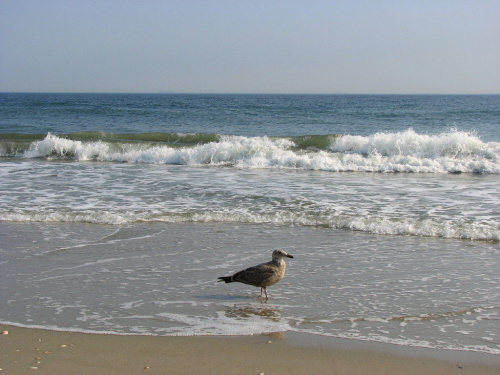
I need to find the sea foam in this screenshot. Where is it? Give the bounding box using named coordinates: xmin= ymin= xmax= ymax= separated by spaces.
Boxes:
xmin=15 ymin=130 xmax=500 ymax=173
xmin=2 ymin=210 xmax=499 ymax=241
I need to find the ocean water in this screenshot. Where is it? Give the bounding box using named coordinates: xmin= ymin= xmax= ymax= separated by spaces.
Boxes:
xmin=1 ymin=93 xmax=499 ymax=354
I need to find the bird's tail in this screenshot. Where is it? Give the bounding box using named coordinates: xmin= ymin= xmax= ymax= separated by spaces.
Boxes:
xmin=217 ymin=276 xmax=233 ymax=283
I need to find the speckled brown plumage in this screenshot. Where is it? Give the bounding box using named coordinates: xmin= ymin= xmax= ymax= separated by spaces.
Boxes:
xmin=218 ymin=249 xmax=294 ymax=299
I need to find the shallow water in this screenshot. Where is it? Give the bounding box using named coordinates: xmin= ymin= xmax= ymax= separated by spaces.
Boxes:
xmin=2 ymin=161 xmax=499 ymax=241
xmin=1 ymin=221 xmax=499 ymax=354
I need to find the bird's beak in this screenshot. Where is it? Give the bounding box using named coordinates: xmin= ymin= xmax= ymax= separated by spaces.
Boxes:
xmin=287 ymin=254 xmax=294 ymax=259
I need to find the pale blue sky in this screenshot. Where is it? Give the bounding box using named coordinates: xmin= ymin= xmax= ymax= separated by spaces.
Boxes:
xmin=1 ymin=0 xmax=499 ymax=94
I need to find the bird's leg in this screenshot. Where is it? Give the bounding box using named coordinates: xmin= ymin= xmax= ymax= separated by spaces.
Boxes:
xmin=260 ymin=287 xmax=269 ymax=299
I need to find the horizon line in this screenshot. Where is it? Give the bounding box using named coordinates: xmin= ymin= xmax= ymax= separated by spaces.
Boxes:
xmin=1 ymin=91 xmax=499 ymax=96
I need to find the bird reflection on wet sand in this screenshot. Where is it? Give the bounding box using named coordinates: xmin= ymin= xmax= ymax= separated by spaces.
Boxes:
xmin=224 ymin=303 xmax=283 ymax=323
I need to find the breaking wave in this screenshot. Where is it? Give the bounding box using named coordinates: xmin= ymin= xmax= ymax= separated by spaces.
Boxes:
xmin=1 ymin=129 xmax=499 ymax=173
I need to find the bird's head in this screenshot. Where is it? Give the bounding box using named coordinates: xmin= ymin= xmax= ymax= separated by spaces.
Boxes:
xmin=272 ymin=249 xmax=294 ymax=261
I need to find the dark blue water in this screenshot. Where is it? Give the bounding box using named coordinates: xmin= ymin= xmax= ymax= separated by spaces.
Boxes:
xmin=1 ymin=93 xmax=499 ymax=141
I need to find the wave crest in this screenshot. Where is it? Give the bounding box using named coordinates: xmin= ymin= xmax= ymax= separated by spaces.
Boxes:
xmin=331 ymin=129 xmax=494 ymax=158
xmin=3 ymin=130 xmax=500 ymax=173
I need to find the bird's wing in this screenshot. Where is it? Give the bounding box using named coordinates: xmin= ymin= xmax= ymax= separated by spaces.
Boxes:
xmin=233 ymin=263 xmax=277 ymax=286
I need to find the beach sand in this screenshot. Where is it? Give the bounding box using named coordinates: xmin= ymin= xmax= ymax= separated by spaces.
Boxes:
xmin=1 ymin=324 xmax=499 ymax=375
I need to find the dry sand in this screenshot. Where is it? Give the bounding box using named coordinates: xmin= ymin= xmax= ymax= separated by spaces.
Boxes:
xmin=1 ymin=324 xmax=499 ymax=375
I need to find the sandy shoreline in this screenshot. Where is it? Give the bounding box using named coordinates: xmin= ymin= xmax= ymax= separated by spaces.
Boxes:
xmin=1 ymin=324 xmax=499 ymax=375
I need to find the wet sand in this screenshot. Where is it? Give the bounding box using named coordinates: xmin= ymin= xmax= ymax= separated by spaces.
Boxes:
xmin=1 ymin=324 xmax=499 ymax=375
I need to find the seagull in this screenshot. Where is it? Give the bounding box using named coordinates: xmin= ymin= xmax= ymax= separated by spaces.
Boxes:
xmin=217 ymin=249 xmax=294 ymax=299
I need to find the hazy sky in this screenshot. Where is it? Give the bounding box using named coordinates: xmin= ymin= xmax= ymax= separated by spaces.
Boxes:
xmin=1 ymin=0 xmax=499 ymax=94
